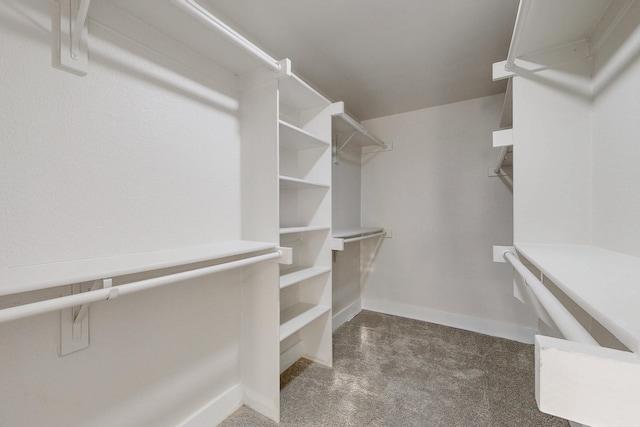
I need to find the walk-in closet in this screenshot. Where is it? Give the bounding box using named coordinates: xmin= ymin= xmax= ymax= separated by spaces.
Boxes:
xmin=2 ymin=1 xmax=639 ymax=426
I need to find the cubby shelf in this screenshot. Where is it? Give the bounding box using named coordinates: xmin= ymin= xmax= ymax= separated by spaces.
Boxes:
xmin=279 ymin=266 xmax=331 ymax=289
xmin=279 ymin=120 xmax=330 ymax=150
xmin=279 ymin=176 xmax=330 ymax=190
xmin=280 ymin=226 xmax=331 ymax=235
xmin=279 ymin=302 xmax=331 ymax=342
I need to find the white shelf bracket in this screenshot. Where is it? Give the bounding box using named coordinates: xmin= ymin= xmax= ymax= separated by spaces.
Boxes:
xmin=53 ymin=0 xmax=91 ymax=76
xmin=73 ymin=278 xmax=111 ymax=325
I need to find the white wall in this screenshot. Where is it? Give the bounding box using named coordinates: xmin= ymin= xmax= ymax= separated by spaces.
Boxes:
xmin=360 ymin=94 xmax=537 ymax=342
xmin=0 ymin=1 xmax=249 ymax=425
xmin=592 ymin=1 xmax=640 ymax=257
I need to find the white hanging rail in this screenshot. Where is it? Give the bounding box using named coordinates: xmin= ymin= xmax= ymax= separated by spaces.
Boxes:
xmin=172 ymin=0 xmax=281 ymax=72
xmin=503 ymin=251 xmax=598 ymax=346
xmin=0 ymin=250 xmax=281 ymax=324
xmin=505 ymin=0 xmax=533 ymax=71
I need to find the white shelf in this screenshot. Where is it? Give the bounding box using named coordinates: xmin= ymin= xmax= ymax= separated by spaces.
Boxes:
xmin=0 ymin=240 xmax=276 ymax=297
xmin=279 ymin=73 xmax=331 ymax=112
xmin=280 ymin=226 xmax=330 ymax=235
xmin=279 ymin=120 xmax=330 ymax=150
xmin=279 ymin=176 xmax=330 ymax=190
xmin=332 ymin=227 xmax=384 ymax=239
xmin=510 ymin=0 xmax=610 ymax=59
xmin=332 ymin=108 xmax=387 ymax=149
xmin=279 ymin=302 xmax=331 ymax=341
xmin=280 ymin=266 xmax=331 ymax=289
xmin=515 ymin=243 xmax=640 ymax=354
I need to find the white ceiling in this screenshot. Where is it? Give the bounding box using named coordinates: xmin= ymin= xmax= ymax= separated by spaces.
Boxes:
xmin=204 ymin=0 xmax=519 ymax=120
xmin=105 ymin=0 xmax=519 ymax=120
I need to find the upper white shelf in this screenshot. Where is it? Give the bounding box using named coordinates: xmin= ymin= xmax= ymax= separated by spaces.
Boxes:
xmin=332 ymin=109 xmax=388 ymax=150
xmin=280 ymin=226 xmax=330 ymax=235
xmin=0 ymin=240 xmax=276 ymax=297
xmin=510 ymin=0 xmax=610 ymax=59
xmin=279 ymin=120 xmax=330 ymax=150
xmin=279 ymin=72 xmax=331 ymax=112
xmin=515 ymin=243 xmax=640 ymax=354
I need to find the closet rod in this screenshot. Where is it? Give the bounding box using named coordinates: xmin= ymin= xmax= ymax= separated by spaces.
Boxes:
xmin=0 ymin=250 xmax=281 ymax=324
xmin=505 ymin=0 xmax=533 ymax=71
xmin=494 ymin=146 xmax=510 ymax=174
xmin=342 ymin=231 xmax=386 ymax=244
xmin=172 ymin=0 xmax=281 ymax=71
xmin=503 ymin=251 xmax=598 ymax=346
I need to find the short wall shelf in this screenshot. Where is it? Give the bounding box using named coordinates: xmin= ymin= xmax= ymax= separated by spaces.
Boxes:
xmin=279 ymin=176 xmax=330 ymax=190
xmin=280 ymin=226 xmax=331 ymax=235
xmin=279 ymin=120 xmax=330 ymax=150
xmin=279 ymin=302 xmax=331 ymax=342
xmin=280 ymin=266 xmax=331 ymax=289
xmin=331 ymin=227 xmax=385 ymax=251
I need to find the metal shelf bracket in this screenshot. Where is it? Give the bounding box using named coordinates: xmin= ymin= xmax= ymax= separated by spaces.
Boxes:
xmin=53 ymin=0 xmax=91 ymax=76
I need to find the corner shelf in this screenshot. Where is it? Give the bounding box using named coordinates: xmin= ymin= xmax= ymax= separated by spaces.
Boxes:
xmin=280 ymin=226 xmax=330 ymax=235
xmin=279 ymin=176 xmax=330 ymax=190
xmin=279 ymin=120 xmax=330 ymax=150
xmin=515 ymin=243 xmax=640 ymax=354
xmin=279 ymin=302 xmax=331 ymax=342
xmin=280 ymin=266 xmax=331 ymax=289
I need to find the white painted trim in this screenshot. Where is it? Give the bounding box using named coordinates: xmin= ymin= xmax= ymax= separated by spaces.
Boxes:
xmin=243 ymin=386 xmax=279 ymax=423
xmin=362 ymin=298 xmax=536 ymax=344
xmin=177 ymin=383 xmax=243 ymax=427
xmin=332 ymin=298 xmax=362 ymax=331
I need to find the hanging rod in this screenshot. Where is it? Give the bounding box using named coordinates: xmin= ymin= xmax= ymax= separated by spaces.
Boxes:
xmin=505 ymin=0 xmax=533 ymax=71
xmin=173 ymin=0 xmax=281 ymax=72
xmin=503 ymin=251 xmax=598 ymax=346
xmin=494 ymin=146 xmax=510 ymax=174
xmin=0 ymin=250 xmax=281 ymax=324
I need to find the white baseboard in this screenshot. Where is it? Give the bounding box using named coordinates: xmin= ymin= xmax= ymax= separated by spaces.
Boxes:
xmin=332 ymin=298 xmax=362 ymax=331
xmin=362 ymin=297 xmax=536 ymax=344
xmin=243 ymin=386 xmax=279 ymax=423
xmin=177 ymin=383 xmax=243 ymax=427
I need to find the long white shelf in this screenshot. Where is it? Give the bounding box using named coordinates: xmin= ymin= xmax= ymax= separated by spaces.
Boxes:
xmin=0 ymin=240 xmax=276 ymax=297
xmin=280 ymin=226 xmax=330 ymax=235
xmin=279 ymin=266 xmax=331 ymax=289
xmin=279 ymin=176 xmax=330 ymax=190
xmin=279 ymin=120 xmax=330 ymax=150
xmin=515 ymin=243 xmax=640 ymax=354
xmin=279 ymin=302 xmax=331 ymax=341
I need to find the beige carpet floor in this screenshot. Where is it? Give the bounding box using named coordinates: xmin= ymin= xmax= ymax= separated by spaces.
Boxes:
xmin=220 ymin=311 xmax=569 ymax=426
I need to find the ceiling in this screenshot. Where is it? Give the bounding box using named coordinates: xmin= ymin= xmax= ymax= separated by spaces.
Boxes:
xmin=106 ymin=0 xmax=519 ymax=121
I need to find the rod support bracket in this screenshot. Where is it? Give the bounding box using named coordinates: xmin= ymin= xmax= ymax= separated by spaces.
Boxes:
xmin=53 ymin=0 xmax=90 ymax=76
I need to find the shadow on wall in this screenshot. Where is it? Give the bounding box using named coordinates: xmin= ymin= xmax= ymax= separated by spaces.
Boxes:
xmin=0 ymin=0 xmax=239 ymax=116
xmin=360 ymin=234 xmax=385 ymax=289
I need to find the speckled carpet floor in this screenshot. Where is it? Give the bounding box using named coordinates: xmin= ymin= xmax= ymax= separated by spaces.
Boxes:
xmin=220 ymin=311 xmax=568 ymax=426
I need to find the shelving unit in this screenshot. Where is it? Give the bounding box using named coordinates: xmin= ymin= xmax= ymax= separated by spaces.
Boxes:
xmin=492 ymin=1 xmax=640 ymax=425
xmin=272 ymin=67 xmax=334 ymax=374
